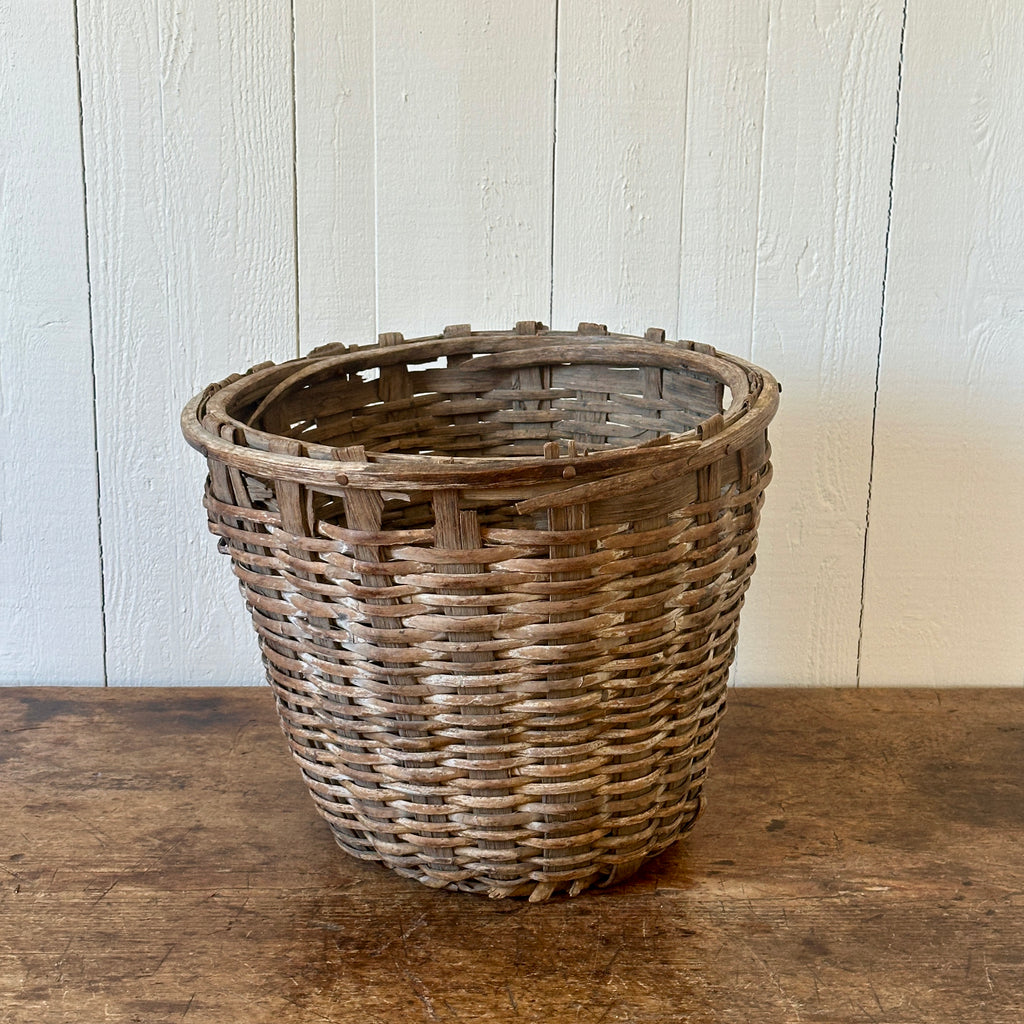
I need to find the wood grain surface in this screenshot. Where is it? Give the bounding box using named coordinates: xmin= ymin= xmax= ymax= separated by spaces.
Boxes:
xmin=2 ymin=687 xmax=1021 ymax=1022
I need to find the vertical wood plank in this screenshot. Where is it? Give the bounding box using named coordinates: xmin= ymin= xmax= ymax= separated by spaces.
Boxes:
xmin=673 ymin=2 xmax=770 ymax=686
xmin=737 ymin=0 xmax=904 ymax=686
xmin=374 ymin=0 xmax=556 ymax=339
xmin=0 ymin=0 xmax=105 ymax=684
xmin=79 ymin=0 xmax=296 ymax=684
xmin=294 ymin=0 xmax=376 ymax=352
xmin=552 ymin=0 xmax=691 ymax=335
xmin=860 ymin=4 xmax=1024 ymax=686
xmin=676 ymin=1 xmax=768 ymax=354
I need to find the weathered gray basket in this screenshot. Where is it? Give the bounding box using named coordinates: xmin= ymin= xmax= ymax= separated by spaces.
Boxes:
xmin=181 ymin=321 xmax=779 ymax=900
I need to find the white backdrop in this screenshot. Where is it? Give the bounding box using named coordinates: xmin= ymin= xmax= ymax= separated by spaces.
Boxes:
xmin=3 ymin=0 xmax=1022 ymax=686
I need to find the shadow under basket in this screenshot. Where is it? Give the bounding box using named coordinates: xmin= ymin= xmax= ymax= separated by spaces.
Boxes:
xmin=181 ymin=321 xmax=779 ymax=900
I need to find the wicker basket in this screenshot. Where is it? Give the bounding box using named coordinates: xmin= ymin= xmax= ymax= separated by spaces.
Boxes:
xmin=182 ymin=321 xmax=778 ymax=900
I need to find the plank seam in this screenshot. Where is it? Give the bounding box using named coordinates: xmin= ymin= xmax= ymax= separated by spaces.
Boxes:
xmin=548 ymin=0 xmax=560 ymax=327
xmin=290 ymin=0 xmax=301 ymax=357
xmin=856 ymin=0 xmax=908 ymax=688
xmin=674 ymin=0 xmax=695 ymax=339
xmin=736 ymin=1 xmax=770 ymax=688
xmin=748 ymin=2 xmax=772 ymax=361
xmin=72 ymin=0 xmax=108 ymax=686
xmin=371 ymin=1 xmax=380 ymax=336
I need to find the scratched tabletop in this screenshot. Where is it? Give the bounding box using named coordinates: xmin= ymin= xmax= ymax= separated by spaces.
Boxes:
xmin=1 ymin=687 xmax=1022 ymax=1023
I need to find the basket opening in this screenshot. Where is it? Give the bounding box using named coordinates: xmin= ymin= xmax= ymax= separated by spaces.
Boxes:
xmin=247 ymin=357 xmax=726 ymax=461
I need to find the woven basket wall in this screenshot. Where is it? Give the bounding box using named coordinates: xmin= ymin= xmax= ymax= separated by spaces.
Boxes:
xmin=182 ymin=321 xmax=779 ymax=900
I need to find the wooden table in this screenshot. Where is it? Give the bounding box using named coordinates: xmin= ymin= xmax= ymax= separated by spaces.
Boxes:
xmin=1 ymin=687 xmax=1021 ymax=1023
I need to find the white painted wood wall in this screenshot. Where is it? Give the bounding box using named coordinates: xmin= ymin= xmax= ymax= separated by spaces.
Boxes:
xmin=3 ymin=0 xmax=1022 ymax=687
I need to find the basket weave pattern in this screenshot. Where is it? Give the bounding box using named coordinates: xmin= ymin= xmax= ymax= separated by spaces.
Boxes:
xmin=182 ymin=322 xmax=778 ymax=900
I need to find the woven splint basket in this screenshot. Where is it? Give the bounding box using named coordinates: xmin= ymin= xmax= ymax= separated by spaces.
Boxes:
xmin=182 ymin=321 xmax=779 ymax=900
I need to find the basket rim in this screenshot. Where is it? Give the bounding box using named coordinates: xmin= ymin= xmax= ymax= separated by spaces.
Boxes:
xmin=181 ymin=325 xmax=779 ymax=494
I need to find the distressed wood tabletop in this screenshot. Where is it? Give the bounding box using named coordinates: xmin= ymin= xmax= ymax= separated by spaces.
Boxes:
xmin=1 ymin=687 xmax=1021 ymax=1023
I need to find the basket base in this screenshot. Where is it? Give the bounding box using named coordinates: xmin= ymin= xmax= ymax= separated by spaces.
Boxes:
xmin=323 ymin=794 xmax=706 ymax=901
